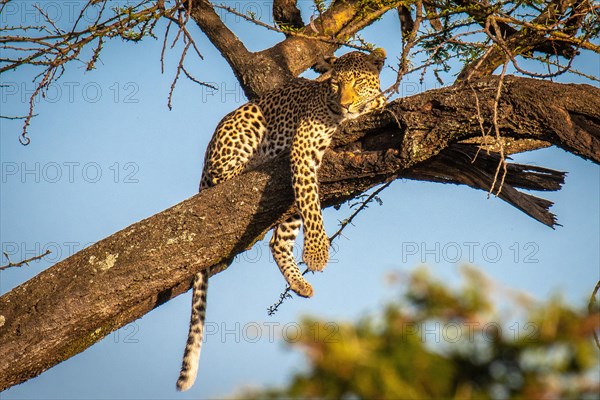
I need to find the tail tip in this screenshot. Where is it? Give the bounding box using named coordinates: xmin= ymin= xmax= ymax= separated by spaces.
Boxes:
xmin=176 ymin=376 xmax=194 ymax=392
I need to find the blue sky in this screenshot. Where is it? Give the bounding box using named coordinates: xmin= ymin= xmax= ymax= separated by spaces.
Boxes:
xmin=1 ymin=1 xmax=599 ymax=399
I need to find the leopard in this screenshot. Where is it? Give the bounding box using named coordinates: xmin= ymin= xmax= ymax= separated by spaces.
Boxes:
xmin=176 ymin=49 xmax=387 ymax=391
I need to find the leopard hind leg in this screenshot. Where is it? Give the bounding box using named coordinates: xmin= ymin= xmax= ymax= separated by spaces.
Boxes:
xmin=270 ymin=214 xmax=314 ymax=298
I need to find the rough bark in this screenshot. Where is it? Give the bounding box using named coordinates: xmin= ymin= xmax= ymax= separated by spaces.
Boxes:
xmin=1 ymin=76 xmax=599 ymax=391
xmin=189 ymin=0 xmax=402 ymax=98
xmin=273 ymin=0 xmax=304 ymax=32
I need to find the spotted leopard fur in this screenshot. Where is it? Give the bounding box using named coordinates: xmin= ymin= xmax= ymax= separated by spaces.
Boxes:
xmin=177 ymin=50 xmax=386 ymax=391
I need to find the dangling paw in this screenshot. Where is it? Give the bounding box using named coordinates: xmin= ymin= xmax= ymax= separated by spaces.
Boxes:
xmin=303 ymin=233 xmax=329 ymax=272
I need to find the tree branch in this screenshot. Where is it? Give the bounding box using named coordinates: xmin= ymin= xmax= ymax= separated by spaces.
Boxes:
xmin=0 ymin=250 xmax=52 ymax=271
xmin=457 ymin=0 xmax=595 ymax=80
xmin=1 ymin=76 xmax=598 ymax=390
xmin=404 ymin=144 xmax=565 ymax=227
xmin=273 ymin=0 xmax=304 ymax=33
xmin=187 ymin=0 xmax=278 ymax=99
xmin=188 ymin=0 xmax=403 ymax=97
xmin=454 ymin=0 xmax=579 ymax=60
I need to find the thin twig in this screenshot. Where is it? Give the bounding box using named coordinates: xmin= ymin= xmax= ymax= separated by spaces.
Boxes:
xmin=488 ymin=60 xmax=509 ymax=198
xmin=0 ymin=250 xmax=52 ymax=271
xmin=0 ymin=114 xmax=38 ymax=120
xmin=527 ymin=54 xmax=600 ymax=82
xmin=1 ymin=0 xmax=180 ymax=143
xmin=329 ymin=182 xmax=391 ymax=242
xmin=267 ymin=289 xmax=294 ymax=316
xmin=167 ymin=41 xmax=190 ymax=110
xmin=181 ymin=66 xmax=218 ymax=89
xmin=385 ymin=0 xmax=423 ymax=97
xmin=160 ymin=18 xmax=172 ymax=74
xmin=470 ymin=85 xmax=492 ymax=163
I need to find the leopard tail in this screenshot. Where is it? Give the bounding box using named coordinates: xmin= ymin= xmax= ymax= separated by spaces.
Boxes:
xmin=176 ymin=269 xmax=208 ymax=391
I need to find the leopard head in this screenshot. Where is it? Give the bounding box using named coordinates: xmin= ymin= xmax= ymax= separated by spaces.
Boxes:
xmin=323 ymin=49 xmax=386 ymax=119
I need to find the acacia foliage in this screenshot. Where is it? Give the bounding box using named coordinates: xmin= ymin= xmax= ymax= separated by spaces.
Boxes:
xmin=245 ymin=266 xmax=600 ymax=399
xmin=1 ymin=0 xmax=599 ymax=143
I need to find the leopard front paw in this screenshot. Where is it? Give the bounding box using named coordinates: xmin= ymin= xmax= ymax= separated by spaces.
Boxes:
xmin=303 ymin=235 xmax=329 ymax=272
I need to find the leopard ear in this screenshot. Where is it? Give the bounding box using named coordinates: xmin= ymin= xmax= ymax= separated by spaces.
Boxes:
xmin=369 ymin=48 xmax=386 ymax=72
xmin=324 ymin=55 xmax=337 ymax=65
xmin=313 ymin=54 xmax=337 ymax=74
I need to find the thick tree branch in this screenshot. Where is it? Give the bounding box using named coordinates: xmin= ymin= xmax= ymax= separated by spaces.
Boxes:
xmin=397 ymin=5 xmax=415 ymax=40
xmin=1 ymin=76 xmax=598 ymax=390
xmin=188 ymin=0 xmax=402 ymax=97
xmin=187 ymin=0 xmax=291 ymax=99
xmin=264 ymin=0 xmax=401 ymax=79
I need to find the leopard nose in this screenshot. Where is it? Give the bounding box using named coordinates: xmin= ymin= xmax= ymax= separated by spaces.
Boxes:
xmin=339 ymin=84 xmax=356 ymax=110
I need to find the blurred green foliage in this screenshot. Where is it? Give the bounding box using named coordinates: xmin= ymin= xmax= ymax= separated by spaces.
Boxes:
xmin=245 ymin=266 xmax=599 ymax=399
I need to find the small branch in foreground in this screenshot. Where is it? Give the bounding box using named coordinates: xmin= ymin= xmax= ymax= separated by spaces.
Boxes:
xmin=329 ymin=182 xmax=391 ymax=242
xmin=386 ymin=1 xmax=423 ymax=96
xmin=267 ymin=288 xmax=294 ymax=316
xmin=0 ymin=250 xmax=52 ymax=271
xmin=181 ymin=66 xmax=217 ymax=90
